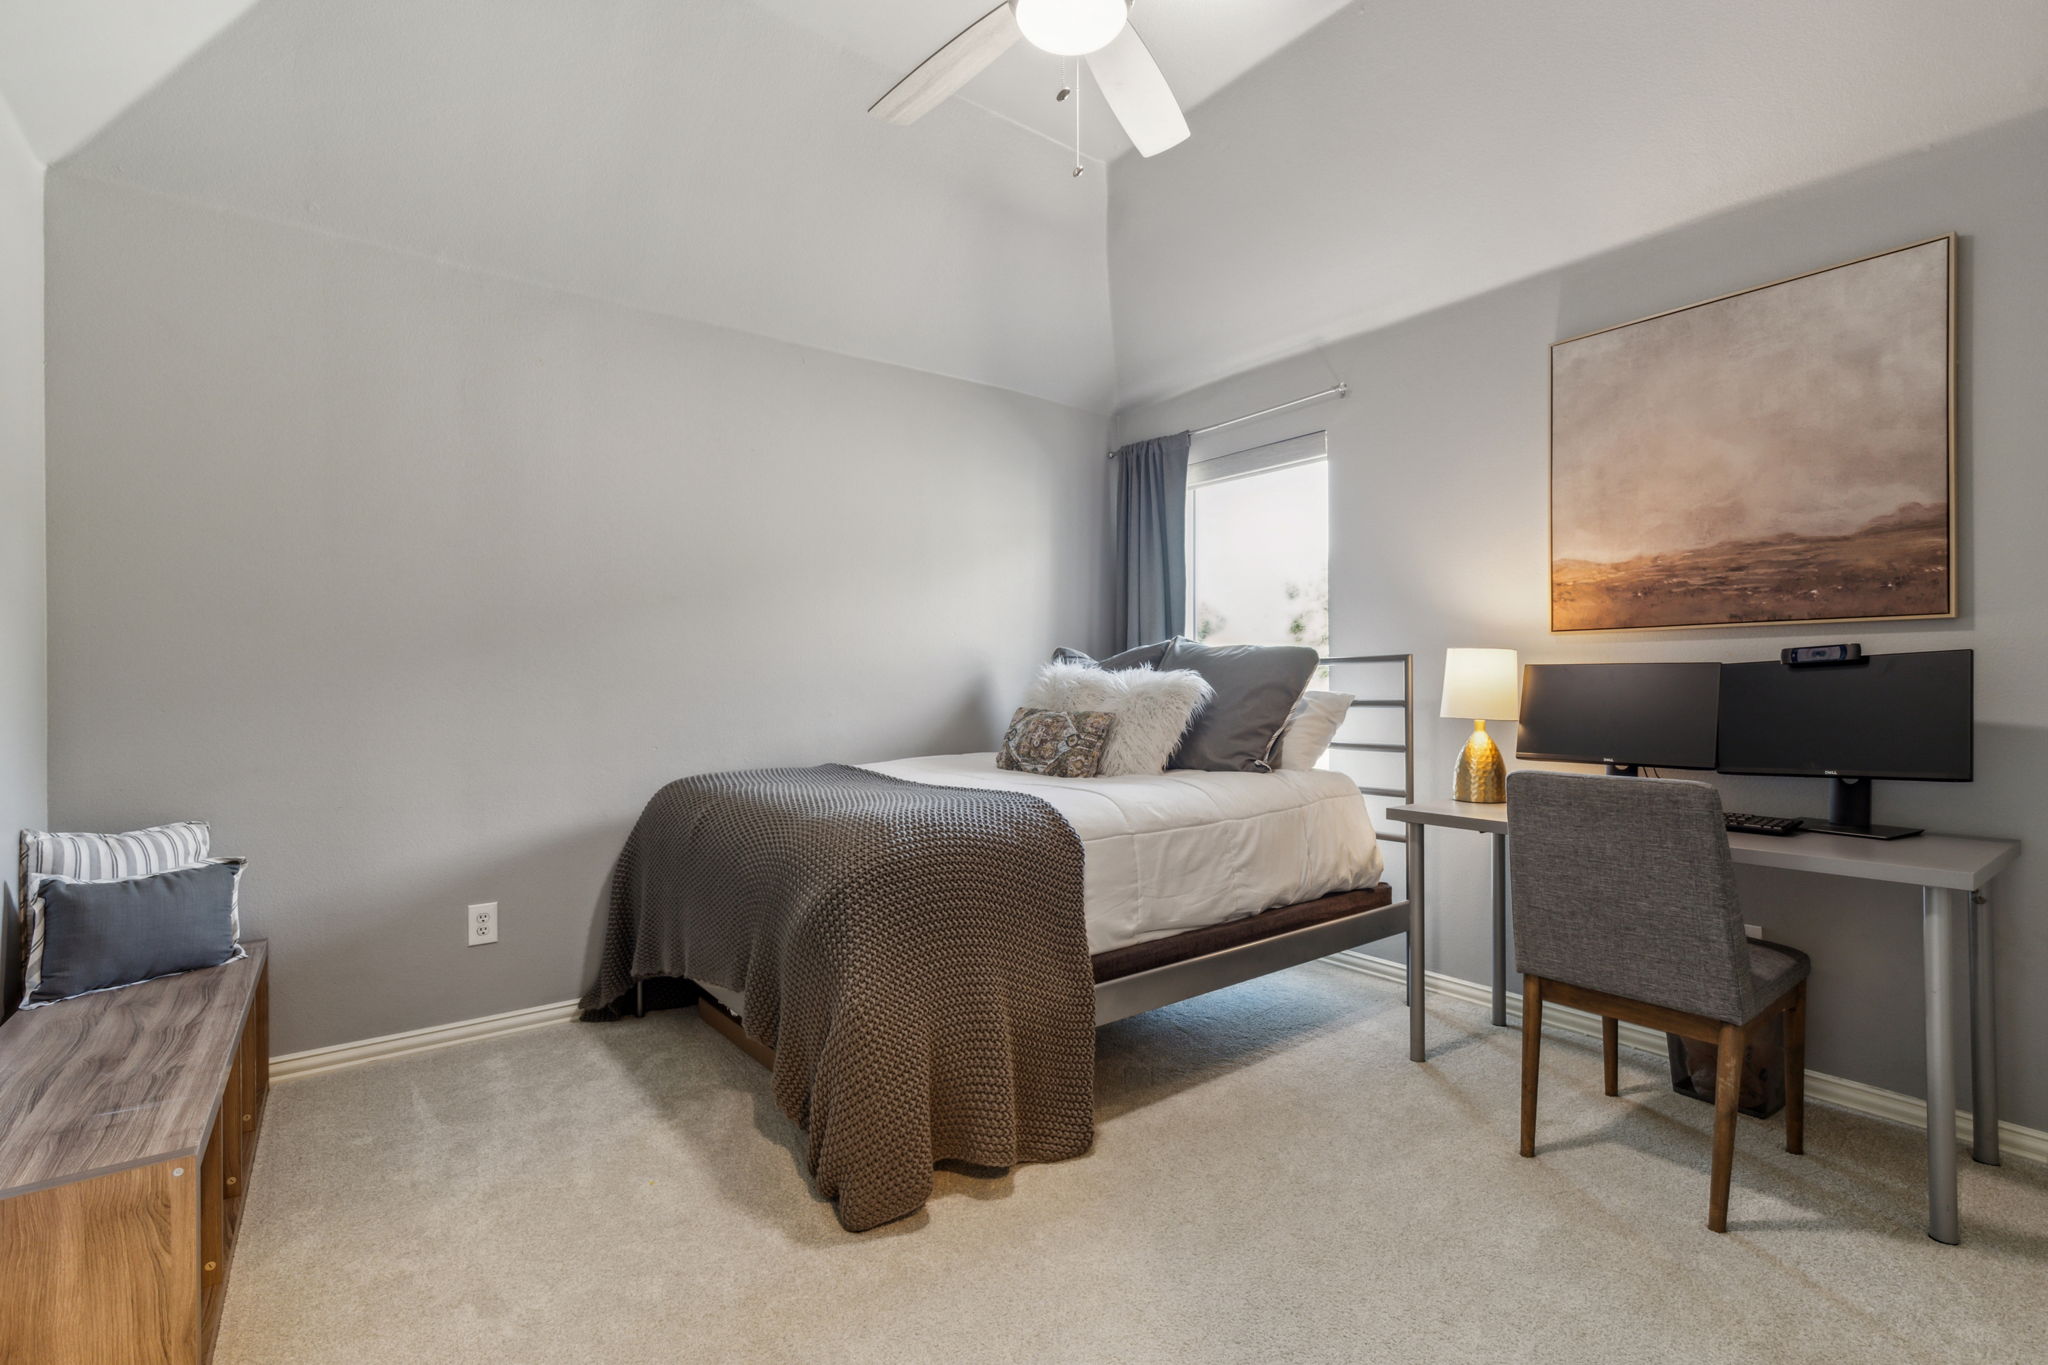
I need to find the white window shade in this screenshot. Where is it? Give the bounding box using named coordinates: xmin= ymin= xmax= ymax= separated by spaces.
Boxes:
xmin=1187 ymin=431 xmax=1328 ymax=487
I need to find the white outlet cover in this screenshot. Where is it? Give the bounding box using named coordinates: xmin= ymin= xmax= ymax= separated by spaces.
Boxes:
xmin=1745 ymin=923 xmax=1763 ymax=940
xmin=469 ymin=902 xmax=499 ymax=946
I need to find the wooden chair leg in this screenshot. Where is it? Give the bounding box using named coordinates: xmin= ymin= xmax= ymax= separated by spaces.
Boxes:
xmin=1784 ymin=981 xmax=1807 ymax=1156
xmin=1601 ymin=1017 xmax=1619 ymax=1097
xmin=1520 ymin=976 xmax=1545 ymax=1158
xmin=1708 ymin=1021 xmax=1744 ymax=1233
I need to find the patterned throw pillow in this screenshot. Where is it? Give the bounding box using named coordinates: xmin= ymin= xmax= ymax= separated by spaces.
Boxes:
xmin=996 ymin=708 xmax=1116 ymax=778
xmin=1023 ymin=661 xmax=1213 ymax=776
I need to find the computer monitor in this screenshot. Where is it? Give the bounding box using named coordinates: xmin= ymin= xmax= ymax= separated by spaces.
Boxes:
xmin=1716 ymin=649 xmax=1973 ymax=839
xmin=1516 ymin=662 xmax=1722 ymax=775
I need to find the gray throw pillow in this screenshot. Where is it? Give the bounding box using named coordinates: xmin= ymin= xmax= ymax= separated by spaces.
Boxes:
xmin=25 ymin=861 xmax=245 ymax=1006
xmin=1050 ymin=640 xmax=1171 ymax=671
xmin=1159 ymin=638 xmax=1321 ymax=772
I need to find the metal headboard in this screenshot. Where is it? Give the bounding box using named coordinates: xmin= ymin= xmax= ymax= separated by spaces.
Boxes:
xmin=1319 ymin=654 xmax=1415 ymax=846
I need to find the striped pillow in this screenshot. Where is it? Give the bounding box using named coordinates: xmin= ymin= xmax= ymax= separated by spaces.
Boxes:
xmin=20 ymin=821 xmax=211 ymax=890
xmin=18 ymin=822 xmax=220 ymax=1006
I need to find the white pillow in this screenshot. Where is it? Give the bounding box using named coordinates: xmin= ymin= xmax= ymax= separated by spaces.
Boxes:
xmin=1273 ymin=691 xmax=1354 ymax=770
xmin=1022 ymin=661 xmax=1213 ymax=777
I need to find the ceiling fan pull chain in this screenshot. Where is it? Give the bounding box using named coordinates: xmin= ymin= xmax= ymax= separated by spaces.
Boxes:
xmin=1072 ymin=56 xmax=1085 ymax=177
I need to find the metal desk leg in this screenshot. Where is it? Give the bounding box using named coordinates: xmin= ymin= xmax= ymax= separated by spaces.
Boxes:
xmin=1408 ymin=825 xmax=1426 ymax=1063
xmin=1970 ymin=890 xmax=2001 ymax=1166
xmin=1491 ymin=831 xmax=1508 ymax=1028
xmin=1923 ymin=887 xmax=1963 ymax=1245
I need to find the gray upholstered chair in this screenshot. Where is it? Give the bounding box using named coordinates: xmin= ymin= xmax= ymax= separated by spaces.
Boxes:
xmin=1506 ymin=769 xmax=1809 ymax=1233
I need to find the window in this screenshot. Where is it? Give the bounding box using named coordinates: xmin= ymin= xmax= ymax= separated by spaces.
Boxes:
xmin=1186 ymin=433 xmax=1329 ymax=655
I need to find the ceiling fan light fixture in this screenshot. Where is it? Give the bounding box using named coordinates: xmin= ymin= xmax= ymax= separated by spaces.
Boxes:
xmin=1013 ymin=0 xmax=1128 ymax=57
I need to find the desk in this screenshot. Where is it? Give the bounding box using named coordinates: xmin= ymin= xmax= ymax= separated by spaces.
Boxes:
xmin=1387 ymin=797 xmax=2019 ymax=1245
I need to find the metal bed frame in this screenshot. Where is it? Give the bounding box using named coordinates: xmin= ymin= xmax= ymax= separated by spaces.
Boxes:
xmin=1091 ymin=653 xmax=1424 ymax=1062
xmin=660 ymin=653 xmax=1427 ymax=1065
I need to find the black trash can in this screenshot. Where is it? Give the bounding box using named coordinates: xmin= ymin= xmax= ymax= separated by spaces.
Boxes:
xmin=1666 ymin=1013 xmax=1788 ymax=1119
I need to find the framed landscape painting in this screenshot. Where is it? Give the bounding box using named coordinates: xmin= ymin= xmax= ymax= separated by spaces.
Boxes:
xmin=1549 ymin=236 xmax=1955 ymax=633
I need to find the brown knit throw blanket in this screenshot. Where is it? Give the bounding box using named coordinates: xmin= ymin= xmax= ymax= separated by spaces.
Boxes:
xmin=580 ymin=764 xmax=1095 ymax=1231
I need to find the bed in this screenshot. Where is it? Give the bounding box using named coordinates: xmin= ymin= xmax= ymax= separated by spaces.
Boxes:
xmin=583 ymin=654 xmax=1420 ymax=1229
xmin=696 ymin=750 xmax=1397 ymax=1023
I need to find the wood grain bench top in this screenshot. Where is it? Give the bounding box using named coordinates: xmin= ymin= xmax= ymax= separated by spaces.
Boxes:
xmin=0 ymin=940 xmax=267 ymax=1199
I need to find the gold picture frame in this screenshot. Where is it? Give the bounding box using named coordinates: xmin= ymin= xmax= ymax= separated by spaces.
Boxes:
xmin=1549 ymin=235 xmax=1957 ymax=633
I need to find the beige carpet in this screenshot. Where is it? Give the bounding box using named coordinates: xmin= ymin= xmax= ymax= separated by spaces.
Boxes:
xmin=217 ymin=965 xmax=2048 ymax=1364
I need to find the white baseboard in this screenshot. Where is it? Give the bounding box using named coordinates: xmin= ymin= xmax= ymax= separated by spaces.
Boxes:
xmin=264 ymin=961 xmax=2048 ymax=1168
xmin=268 ymin=997 xmax=581 ymax=1082
xmin=1328 ymin=949 xmax=2048 ymax=1166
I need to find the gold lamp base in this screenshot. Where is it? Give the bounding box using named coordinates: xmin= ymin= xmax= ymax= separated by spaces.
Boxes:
xmin=1453 ymin=720 xmax=1506 ymax=803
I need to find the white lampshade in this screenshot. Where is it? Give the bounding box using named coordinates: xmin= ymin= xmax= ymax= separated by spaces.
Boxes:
xmin=1440 ymin=648 xmax=1520 ymax=722
xmin=1014 ymin=0 xmax=1129 ymax=56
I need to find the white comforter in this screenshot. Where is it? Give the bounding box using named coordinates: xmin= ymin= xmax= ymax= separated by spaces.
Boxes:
xmin=859 ymin=753 xmax=1385 ymax=955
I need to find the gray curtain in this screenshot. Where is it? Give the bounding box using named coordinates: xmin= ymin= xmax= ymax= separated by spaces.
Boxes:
xmin=1113 ymin=431 xmax=1192 ymax=650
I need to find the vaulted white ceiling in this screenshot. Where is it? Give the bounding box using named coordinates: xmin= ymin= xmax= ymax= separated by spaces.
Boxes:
xmin=22 ymin=0 xmax=2048 ymax=417
xmin=13 ymin=0 xmax=1355 ymax=412
xmin=61 ymin=0 xmax=1134 ymax=411
xmin=0 ymin=0 xmax=265 ymax=162
xmin=1108 ymin=0 xmax=2048 ymax=405
xmin=749 ymin=0 xmax=1354 ymax=160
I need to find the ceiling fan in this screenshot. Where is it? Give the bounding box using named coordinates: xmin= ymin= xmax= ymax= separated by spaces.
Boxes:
xmin=869 ymin=1 xmax=1190 ymax=160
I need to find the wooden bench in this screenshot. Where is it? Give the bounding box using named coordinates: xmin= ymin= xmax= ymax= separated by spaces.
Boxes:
xmin=0 ymin=940 xmax=270 ymax=1365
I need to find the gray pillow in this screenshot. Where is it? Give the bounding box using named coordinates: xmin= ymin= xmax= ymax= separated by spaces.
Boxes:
xmin=25 ymin=861 xmax=244 ymax=1006
xmin=1050 ymin=640 xmax=1171 ymax=671
xmin=1159 ymin=638 xmax=1321 ymax=772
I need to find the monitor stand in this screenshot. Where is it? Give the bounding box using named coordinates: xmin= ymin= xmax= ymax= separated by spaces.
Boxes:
xmin=1806 ymin=776 xmax=1923 ymax=841
xmin=1604 ymin=763 xmax=1640 ymax=777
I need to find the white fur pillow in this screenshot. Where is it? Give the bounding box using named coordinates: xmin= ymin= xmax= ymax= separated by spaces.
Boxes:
xmin=1273 ymin=690 xmax=1355 ymax=769
xmin=1023 ymin=662 xmax=1213 ymax=777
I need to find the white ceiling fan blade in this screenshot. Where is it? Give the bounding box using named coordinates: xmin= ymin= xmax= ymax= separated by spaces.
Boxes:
xmin=1086 ymin=23 xmax=1190 ymax=157
xmin=869 ymin=4 xmax=1023 ymax=126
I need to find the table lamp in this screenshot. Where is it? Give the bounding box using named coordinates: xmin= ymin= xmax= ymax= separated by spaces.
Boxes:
xmin=1441 ymin=648 xmax=1520 ymax=803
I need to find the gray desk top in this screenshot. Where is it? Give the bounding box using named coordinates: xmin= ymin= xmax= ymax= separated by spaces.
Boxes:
xmin=1387 ymin=799 xmax=2019 ymax=892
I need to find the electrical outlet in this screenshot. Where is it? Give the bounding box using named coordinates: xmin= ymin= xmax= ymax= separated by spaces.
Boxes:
xmin=1745 ymin=922 xmax=1763 ymax=940
xmin=468 ymin=902 xmax=499 ymax=946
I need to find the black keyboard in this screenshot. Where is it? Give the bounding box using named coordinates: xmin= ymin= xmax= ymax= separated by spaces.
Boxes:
xmin=1726 ymin=812 xmax=1804 ymax=837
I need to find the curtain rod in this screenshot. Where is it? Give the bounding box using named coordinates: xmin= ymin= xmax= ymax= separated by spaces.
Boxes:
xmin=1108 ymin=383 xmax=1348 ymax=458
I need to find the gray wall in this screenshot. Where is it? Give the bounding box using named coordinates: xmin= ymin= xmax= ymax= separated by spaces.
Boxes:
xmin=45 ymin=172 xmax=1112 ymax=1055
xmin=1115 ymin=112 xmax=2048 ymax=1131
xmin=0 ymin=98 xmax=45 ymax=1003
